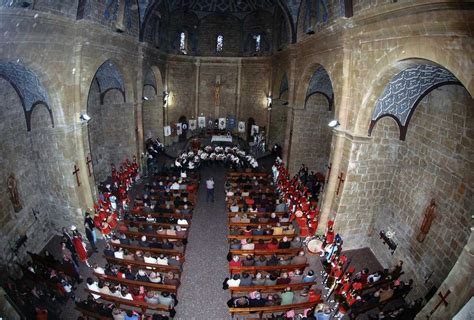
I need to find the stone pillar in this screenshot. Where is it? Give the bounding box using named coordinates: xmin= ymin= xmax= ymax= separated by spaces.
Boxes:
xmin=194 ymin=59 xmax=200 ymax=117
xmin=415 ymin=227 xmax=474 ymax=319
xmin=317 ymin=128 xmax=344 ymax=233
xmin=135 ymin=101 xmax=144 ymax=156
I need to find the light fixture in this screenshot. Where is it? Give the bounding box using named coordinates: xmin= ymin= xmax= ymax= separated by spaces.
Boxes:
xmin=80 ymin=113 xmax=91 ymax=123
xmin=143 ymin=96 xmax=149 ymax=101
xmin=328 ymin=120 xmax=340 ymax=128
xmin=163 ymin=91 xmax=169 ymax=107
xmin=267 ymin=96 xmax=272 ymax=110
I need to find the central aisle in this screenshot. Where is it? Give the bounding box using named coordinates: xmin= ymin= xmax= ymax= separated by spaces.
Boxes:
xmin=175 ymin=165 xmax=231 ymax=319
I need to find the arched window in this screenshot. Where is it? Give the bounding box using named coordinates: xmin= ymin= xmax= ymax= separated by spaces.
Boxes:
xmin=254 ymin=34 xmax=262 ymax=52
xmin=179 ymin=31 xmax=188 ymax=54
xmin=216 ymin=34 xmax=224 ymax=52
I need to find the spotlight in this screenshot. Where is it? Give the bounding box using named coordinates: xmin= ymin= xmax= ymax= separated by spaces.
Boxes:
xmin=267 ymin=96 xmax=272 ymax=110
xmin=80 ymin=113 xmax=91 ymax=123
xmin=163 ymin=91 xmax=169 ymax=107
xmin=143 ymin=96 xmax=149 ymax=101
xmin=328 ymin=120 xmax=340 ymax=128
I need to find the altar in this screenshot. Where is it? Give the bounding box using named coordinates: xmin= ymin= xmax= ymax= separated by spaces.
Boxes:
xmin=211 ymin=135 xmax=233 ymax=143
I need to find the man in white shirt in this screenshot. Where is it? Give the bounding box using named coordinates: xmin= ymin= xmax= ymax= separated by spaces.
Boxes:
xmin=206 ymin=177 xmax=215 ymax=202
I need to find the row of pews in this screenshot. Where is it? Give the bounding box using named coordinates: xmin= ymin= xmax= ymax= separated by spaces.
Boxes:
xmin=76 ymin=173 xmax=200 ymax=319
xmin=225 ymin=171 xmax=321 ymax=319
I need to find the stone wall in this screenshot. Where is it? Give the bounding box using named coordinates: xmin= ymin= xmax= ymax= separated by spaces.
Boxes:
xmin=335 ymin=117 xmax=401 ymax=248
xmin=368 ymin=85 xmax=473 ymax=298
xmin=165 ymin=57 xmax=271 ymax=140
xmin=87 ymin=82 xmax=136 ymax=183
xmin=287 ymin=94 xmax=334 ymax=174
xmin=268 ymin=101 xmax=288 ymax=148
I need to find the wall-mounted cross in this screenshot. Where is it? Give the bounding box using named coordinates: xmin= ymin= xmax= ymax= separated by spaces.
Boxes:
xmin=73 ymin=164 xmax=81 ymax=187
xmin=326 ymin=163 xmax=332 ymax=184
xmin=336 ymin=172 xmax=345 ymax=195
xmin=86 ymin=155 xmax=93 ymax=177
xmin=428 ymin=290 xmax=451 ymax=317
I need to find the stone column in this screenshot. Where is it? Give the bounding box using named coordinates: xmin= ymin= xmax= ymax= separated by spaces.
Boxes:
xmin=415 ymin=227 xmax=474 ymax=319
xmin=194 ymin=58 xmax=200 ymax=117
xmin=317 ymin=128 xmax=344 ymax=233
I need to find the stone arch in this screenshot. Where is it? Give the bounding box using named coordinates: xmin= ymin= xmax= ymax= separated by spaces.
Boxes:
xmin=278 ymin=73 xmax=289 ymax=100
xmin=86 ymin=59 xmax=134 ymax=183
xmin=142 ymin=65 xmax=165 ymax=142
xmin=368 ymin=61 xmax=464 ymax=140
xmin=294 ymin=62 xmax=335 ymax=109
xmin=304 ymin=65 xmax=334 ymax=110
xmin=0 ymin=61 xmax=54 ymax=131
xmin=355 ymin=41 xmax=474 ymax=137
xmin=90 ymin=60 xmax=126 ymax=105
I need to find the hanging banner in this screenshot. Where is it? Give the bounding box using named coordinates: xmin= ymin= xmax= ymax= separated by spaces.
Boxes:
xmin=164 ymin=125 xmax=171 ymax=137
xmin=189 ymin=119 xmax=197 ymax=131
xmin=207 ymin=118 xmax=214 ymax=129
xmin=251 ymin=125 xmax=259 ymax=136
xmin=227 ymin=115 xmax=236 ymax=130
xmin=198 ymin=116 xmax=206 ymax=128
xmin=176 ymin=123 xmax=182 ymax=135
xmin=238 ymin=121 xmax=246 ymax=133
xmin=218 ymin=118 xmax=226 ymax=130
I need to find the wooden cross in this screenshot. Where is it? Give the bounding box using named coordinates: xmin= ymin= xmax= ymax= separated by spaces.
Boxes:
xmin=429 ymin=290 xmax=450 ymax=317
xmin=73 ymin=165 xmax=81 ymax=187
xmin=336 ymin=172 xmax=345 ymax=195
xmin=326 ymin=163 xmax=332 ymax=184
xmin=86 ymin=155 xmax=93 ymax=177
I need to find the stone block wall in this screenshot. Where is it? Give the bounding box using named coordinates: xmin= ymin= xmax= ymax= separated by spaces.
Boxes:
xmin=368 ymin=85 xmax=473 ymax=298
xmin=166 ymin=57 xmax=271 ymax=138
xmin=87 ymin=82 xmax=136 ymax=183
xmin=287 ymin=94 xmax=334 ymax=174
xmin=335 ymin=117 xmax=401 ymax=249
xmin=0 ymin=78 xmax=76 ymax=263
xmin=268 ymin=102 xmax=288 ymax=147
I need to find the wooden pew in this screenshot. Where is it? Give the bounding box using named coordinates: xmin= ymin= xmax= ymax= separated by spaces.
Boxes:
xmin=228 ymin=234 xmax=295 ymax=241
xmin=228 ymin=222 xmax=290 ymax=228
xmin=75 ymin=305 xmax=113 ymax=319
xmin=27 ymin=251 xmax=76 ymax=278
xmin=228 ymin=301 xmax=319 ymax=318
xmin=228 ymin=172 xmax=268 ymax=177
xmin=104 ymin=256 xmax=182 ymax=273
xmin=122 ymin=230 xmax=187 ymax=241
xmin=122 ymin=219 xmax=192 ymax=229
xmin=109 ymin=243 xmax=185 ymax=259
xmin=229 ymin=248 xmax=301 ymax=256
xmin=93 ymin=272 xmax=178 ymax=293
xmin=227 ymin=211 xmax=287 ymax=217
xmin=85 ymin=289 xmax=172 ymax=314
xmin=130 ymin=211 xmax=193 ymax=219
xmin=230 ymin=263 xmax=308 ymax=275
xmin=229 ymin=281 xmax=317 ymax=295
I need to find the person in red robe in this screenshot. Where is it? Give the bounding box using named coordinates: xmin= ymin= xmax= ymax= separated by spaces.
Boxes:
xmin=71 ymin=227 xmax=90 ymax=267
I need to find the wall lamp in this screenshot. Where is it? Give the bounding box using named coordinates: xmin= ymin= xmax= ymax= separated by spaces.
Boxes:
xmin=80 ymin=113 xmax=91 ymax=124
xmin=163 ymin=91 xmax=169 ymax=107
xmin=328 ymin=120 xmax=340 ymax=128
xmin=267 ymin=96 xmax=273 ymax=110
xmin=142 ymin=96 xmax=149 ymax=101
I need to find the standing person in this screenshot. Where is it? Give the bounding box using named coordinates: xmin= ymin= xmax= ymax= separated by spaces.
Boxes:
xmin=71 ymin=226 xmax=91 ymax=267
xmin=61 ymin=227 xmax=79 ymax=266
xmin=206 ymin=177 xmax=215 ymax=203
xmin=84 ymin=212 xmax=98 ymax=253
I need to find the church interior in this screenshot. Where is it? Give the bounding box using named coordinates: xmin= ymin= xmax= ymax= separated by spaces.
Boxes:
xmin=0 ymin=0 xmax=472 ymax=319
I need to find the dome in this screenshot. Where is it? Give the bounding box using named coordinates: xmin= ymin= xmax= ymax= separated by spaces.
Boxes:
xmin=168 ymin=0 xmax=278 ymax=14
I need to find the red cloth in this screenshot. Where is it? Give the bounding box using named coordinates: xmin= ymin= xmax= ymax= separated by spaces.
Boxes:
xmin=326 ymin=231 xmax=335 ymax=244
xmin=72 ymin=236 xmax=88 ymax=261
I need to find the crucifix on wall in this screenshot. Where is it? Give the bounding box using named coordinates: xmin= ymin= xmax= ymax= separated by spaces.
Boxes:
xmin=73 ymin=164 xmax=81 ymax=187
xmin=86 ymin=154 xmax=93 ymax=177
xmin=214 ymin=75 xmax=223 ymax=118
xmin=336 ymin=172 xmax=345 ymax=196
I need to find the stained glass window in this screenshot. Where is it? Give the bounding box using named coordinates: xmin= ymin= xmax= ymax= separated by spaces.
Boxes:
xmin=216 ymin=34 xmax=224 ymax=52
xmin=179 ymin=31 xmax=187 ymax=54
xmin=255 ymin=34 xmax=261 ymax=52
